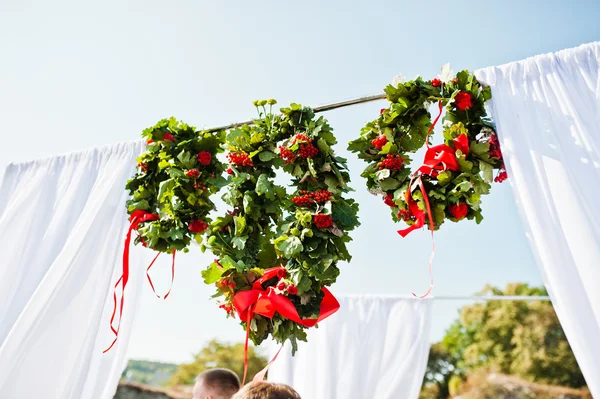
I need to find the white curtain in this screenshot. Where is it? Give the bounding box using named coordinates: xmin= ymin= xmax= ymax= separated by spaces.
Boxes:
xmin=0 ymin=141 xmax=147 ymax=399
xmin=268 ymin=296 xmax=432 ymax=399
xmin=475 ymin=41 xmax=600 ymax=396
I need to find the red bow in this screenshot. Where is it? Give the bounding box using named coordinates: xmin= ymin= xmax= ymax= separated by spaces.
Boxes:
xmin=232 ymin=266 xmax=339 ymax=383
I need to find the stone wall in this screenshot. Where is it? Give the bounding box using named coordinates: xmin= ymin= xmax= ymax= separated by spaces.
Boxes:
xmin=114 ymin=382 xmax=191 ymax=399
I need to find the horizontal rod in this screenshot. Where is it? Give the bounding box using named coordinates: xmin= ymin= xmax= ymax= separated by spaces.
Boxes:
xmin=206 ymin=93 xmax=387 ymax=133
xmin=339 ymin=294 xmax=551 ymax=301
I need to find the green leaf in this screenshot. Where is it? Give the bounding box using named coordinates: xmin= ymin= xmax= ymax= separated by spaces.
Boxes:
xmin=479 ymin=161 xmax=493 ymax=183
xmin=158 ymin=178 xmax=176 ymax=201
xmin=277 ymin=236 xmax=303 ymax=258
xmin=231 ymin=236 xmax=248 ymax=250
xmin=317 ymin=138 xmax=330 ymax=154
xmin=332 ymin=199 xmax=360 ymax=231
xmin=201 ymin=262 xmax=223 ymax=284
xmin=380 ymin=141 xmax=396 ymax=155
xmin=234 ymin=216 xmax=246 ymax=235
xmin=258 ymin=151 xmax=277 ymax=162
xmin=379 ymin=178 xmax=401 ymax=191
xmin=176 ymin=150 xmax=196 ymax=169
xmin=127 ymin=199 xmax=150 ymax=212
xmin=220 ymin=255 xmax=237 ymax=271
xmin=255 ymin=174 xmax=271 ymax=196
xmin=470 ymin=141 xmax=490 ymax=156
xmin=243 ymin=192 xmax=254 ymax=213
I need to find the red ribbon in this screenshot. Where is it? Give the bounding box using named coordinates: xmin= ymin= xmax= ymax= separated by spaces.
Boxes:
xmin=396 ymin=102 xmax=470 ymax=298
xmin=104 ymin=210 xmax=178 ymax=353
xmin=233 ymin=266 xmax=340 ymax=383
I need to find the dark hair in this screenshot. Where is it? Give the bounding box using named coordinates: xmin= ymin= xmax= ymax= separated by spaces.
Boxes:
xmin=232 ymin=382 xmax=301 ymax=399
xmin=196 ymin=368 xmax=241 ymax=397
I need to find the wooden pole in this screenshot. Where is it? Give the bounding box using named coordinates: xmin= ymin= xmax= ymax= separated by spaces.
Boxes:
xmin=206 ymin=93 xmax=387 ymax=133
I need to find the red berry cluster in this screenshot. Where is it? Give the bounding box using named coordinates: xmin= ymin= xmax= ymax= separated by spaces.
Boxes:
xmin=137 ymin=163 xmax=149 ymax=173
xmin=193 ymin=182 xmax=207 ymax=191
xmin=186 ymin=169 xmax=200 ymax=178
xmin=219 ymin=303 xmax=233 ymax=314
xmin=292 ymin=134 xmax=311 ymax=144
xmin=298 ymin=143 xmax=319 ymax=159
xmin=226 ymin=168 xmax=234 ymax=175
xmin=292 ymin=189 xmax=333 ymax=207
xmin=488 ymin=134 xmax=503 ymax=160
xmin=227 ymin=152 xmax=254 ymax=167
xmin=217 ymin=279 xmax=236 ymax=289
xmin=276 ymin=280 xmax=298 ymax=295
xmin=397 ymin=209 xmax=414 ymax=222
xmin=188 ymin=219 xmax=208 ymax=233
xmin=379 ymin=154 xmax=404 ymax=171
xmin=431 ymin=78 xmax=442 ymax=87
xmin=494 ymin=170 xmax=508 ymax=183
xmin=371 ymin=135 xmax=388 ymax=150
xmin=279 ymin=146 xmax=296 ymax=164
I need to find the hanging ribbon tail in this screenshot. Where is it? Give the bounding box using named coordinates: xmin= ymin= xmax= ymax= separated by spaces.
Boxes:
xmin=104 ymin=211 xmax=159 ymax=353
xmin=146 ymin=252 xmax=162 ymax=298
xmin=163 ymin=250 xmax=176 ymax=300
xmin=411 ymin=178 xmax=436 ymax=298
xmin=242 ymin=309 xmax=252 ymax=386
xmin=425 ymin=101 xmax=444 ymax=149
xmin=253 ymin=345 xmax=284 ymax=383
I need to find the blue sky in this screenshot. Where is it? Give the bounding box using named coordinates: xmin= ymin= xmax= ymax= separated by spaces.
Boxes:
xmin=0 ymin=0 xmax=598 ymax=363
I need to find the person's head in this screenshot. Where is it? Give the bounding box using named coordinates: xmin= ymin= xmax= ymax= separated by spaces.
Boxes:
xmin=231 ymin=382 xmax=301 ymax=399
xmin=193 ymin=368 xmax=241 ymax=399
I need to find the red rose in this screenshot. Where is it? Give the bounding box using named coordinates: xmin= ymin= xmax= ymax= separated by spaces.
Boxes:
xmin=277 ymin=281 xmax=287 ymax=291
xmin=277 ymin=268 xmax=287 ymax=279
xmin=454 ymin=92 xmax=472 ymax=111
xmin=313 ymin=214 xmax=333 ymax=229
xmin=287 ymin=284 xmax=298 ymax=295
xmin=186 ymin=169 xmax=200 ymax=178
xmin=163 ymin=132 xmax=175 ymax=142
xmin=371 ymin=135 xmax=388 ymax=151
xmin=188 ymin=219 xmax=208 ymax=233
xmin=449 ymin=203 xmax=469 ymax=220
xmin=383 ymin=193 xmax=397 ymax=208
xmin=431 ymin=78 xmax=442 ymax=87
xmin=226 ymin=168 xmax=234 ymax=175
xmin=197 ymin=151 xmax=212 ymax=166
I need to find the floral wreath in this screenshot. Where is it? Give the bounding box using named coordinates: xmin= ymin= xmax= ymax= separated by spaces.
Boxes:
xmin=105 ymin=118 xmax=226 ymax=352
xmin=348 ymin=65 xmax=506 ymax=237
xmin=201 ymin=100 xmax=359 ymax=363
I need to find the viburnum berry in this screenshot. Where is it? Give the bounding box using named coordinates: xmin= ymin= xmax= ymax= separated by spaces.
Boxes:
xmin=277 ymin=268 xmax=287 ymax=279
xmin=494 ymin=170 xmax=508 ymax=183
xmin=277 ymin=280 xmax=287 ymax=291
xmin=312 ymin=189 xmax=332 ymax=203
xmin=219 ymin=303 xmax=233 ymax=314
xmin=226 ymin=168 xmax=234 ymax=175
xmin=227 ymin=152 xmax=254 ymax=167
xmin=292 ymin=195 xmax=313 ymax=207
xmin=279 ymin=146 xmax=296 ymax=164
xmin=188 ymin=219 xmax=208 ymax=233
xmin=371 ymin=135 xmax=388 ymax=150
xmin=379 ymin=154 xmax=404 ymax=171
xmin=286 ymin=284 xmax=298 ymax=295
xmin=186 ymin=169 xmax=200 ymax=178
xmin=298 ymin=143 xmax=319 ymax=159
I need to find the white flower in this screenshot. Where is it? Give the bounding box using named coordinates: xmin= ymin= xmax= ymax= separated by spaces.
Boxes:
xmin=391 ymin=73 xmax=407 ymax=87
xmin=438 ymin=63 xmax=454 ymax=84
xmin=443 ymin=120 xmax=453 ymax=128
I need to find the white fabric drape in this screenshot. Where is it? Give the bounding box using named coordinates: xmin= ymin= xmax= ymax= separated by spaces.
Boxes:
xmin=475 ymin=42 xmax=600 ymax=395
xmin=268 ymin=296 xmax=432 ymax=399
xmin=0 ymin=141 xmax=147 ymax=399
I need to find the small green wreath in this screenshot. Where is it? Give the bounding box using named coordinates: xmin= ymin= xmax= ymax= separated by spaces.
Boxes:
xmin=348 ymin=66 xmax=506 ymax=235
xmin=125 ymin=117 xmax=227 ymax=253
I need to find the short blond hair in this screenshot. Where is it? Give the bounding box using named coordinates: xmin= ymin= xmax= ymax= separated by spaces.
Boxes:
xmin=232 ymin=382 xmax=301 ymax=399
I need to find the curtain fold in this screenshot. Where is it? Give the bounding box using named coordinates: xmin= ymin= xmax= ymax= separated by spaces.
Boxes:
xmin=268 ymin=296 xmax=432 ymax=399
xmin=0 ymin=140 xmax=147 ymax=399
xmin=475 ymin=41 xmax=600 ymax=396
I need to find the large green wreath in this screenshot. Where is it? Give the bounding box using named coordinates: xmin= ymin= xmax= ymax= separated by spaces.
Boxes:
xmin=348 ymin=67 xmax=506 ymax=233
xmin=201 ymin=100 xmax=359 ymax=352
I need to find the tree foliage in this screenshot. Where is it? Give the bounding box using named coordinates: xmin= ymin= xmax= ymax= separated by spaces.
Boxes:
xmin=168 ymin=339 xmax=267 ymax=386
xmin=422 ymin=283 xmax=586 ymax=397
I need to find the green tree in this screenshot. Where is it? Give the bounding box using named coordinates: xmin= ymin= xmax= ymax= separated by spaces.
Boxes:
xmin=169 ymin=339 xmax=268 ymax=386
xmin=441 ymin=283 xmax=585 ymax=388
